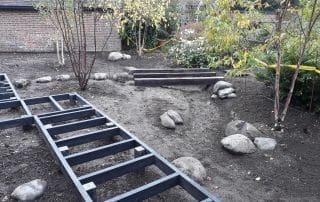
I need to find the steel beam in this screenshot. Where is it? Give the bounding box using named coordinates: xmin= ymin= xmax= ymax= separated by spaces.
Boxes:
xmin=47 ymin=117 xmax=107 ymax=136
xmin=78 ymin=154 xmax=155 ymax=185
xmin=55 ymin=127 xmax=120 ymax=147
xmin=106 ymin=173 xmax=180 ymax=202
xmin=65 ymin=139 xmax=138 ymax=166
xmin=40 ymin=109 xmax=96 ymax=125
xmin=0 ymin=116 xmax=34 ymax=129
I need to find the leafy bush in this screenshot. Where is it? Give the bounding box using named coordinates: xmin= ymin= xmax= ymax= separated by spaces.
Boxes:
xmin=168 ymin=38 xmax=209 ymax=68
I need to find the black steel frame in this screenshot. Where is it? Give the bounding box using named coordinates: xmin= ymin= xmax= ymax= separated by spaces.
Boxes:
xmin=0 ymin=74 xmax=219 ymax=202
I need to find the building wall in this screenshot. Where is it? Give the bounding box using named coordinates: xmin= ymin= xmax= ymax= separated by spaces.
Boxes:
xmin=0 ymin=11 xmax=121 ymax=52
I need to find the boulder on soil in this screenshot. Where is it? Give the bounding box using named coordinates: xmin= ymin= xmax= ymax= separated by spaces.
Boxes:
xmin=172 ymin=157 xmax=207 ymax=182
xmin=213 ymin=81 xmax=233 ymax=93
xmin=227 ymin=93 xmax=237 ymax=99
xmin=94 ymin=73 xmax=108 ymax=81
xmin=108 ymin=52 xmax=123 ymax=61
xmin=56 ymin=74 xmax=71 ymax=81
xmin=122 ymin=54 xmax=132 ymax=60
xmin=211 ymin=94 xmax=218 ymax=99
xmin=35 ymin=76 xmax=52 ymax=83
xmin=167 ymin=110 xmax=183 ymax=124
xmin=218 ymin=87 xmax=235 ymax=99
xmin=160 ymin=112 xmax=176 ymax=129
xmin=11 ymin=179 xmax=47 ymax=201
xmin=221 ymin=134 xmax=256 ymax=154
xmin=225 ymin=120 xmax=263 ymax=140
xmin=14 ymin=79 xmax=30 ymax=89
xmin=108 ymin=52 xmax=132 ymax=61
xmin=254 ymin=137 xmax=277 ymax=151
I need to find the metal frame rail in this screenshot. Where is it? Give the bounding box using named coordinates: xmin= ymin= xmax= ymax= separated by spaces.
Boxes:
xmin=0 ymin=74 xmax=219 ymax=202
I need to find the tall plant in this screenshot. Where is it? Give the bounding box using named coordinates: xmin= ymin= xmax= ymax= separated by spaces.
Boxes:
xmin=36 ymin=0 xmax=114 ymax=90
xmin=110 ymin=0 xmax=170 ymax=56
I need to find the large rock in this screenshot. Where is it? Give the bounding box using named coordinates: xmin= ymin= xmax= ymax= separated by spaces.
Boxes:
xmin=160 ymin=112 xmax=176 ymax=129
xmin=225 ymin=120 xmax=263 ymax=140
xmin=14 ymin=79 xmax=30 ymax=89
xmin=167 ymin=110 xmax=183 ymax=124
xmin=254 ymin=137 xmax=277 ymax=151
xmin=35 ymin=76 xmax=52 ymax=83
xmin=221 ymin=134 xmax=256 ymax=154
xmin=56 ymin=74 xmax=71 ymax=81
xmin=213 ymin=81 xmax=233 ymax=93
xmin=122 ymin=54 xmax=132 ymax=60
xmin=94 ymin=73 xmax=108 ymax=81
xmin=11 ymin=179 xmax=47 ymax=201
xmin=108 ymin=52 xmax=123 ymax=61
xmin=227 ymin=93 xmax=237 ymax=99
xmin=218 ymin=87 xmax=235 ymax=99
xmin=172 ymin=157 xmax=207 ymax=182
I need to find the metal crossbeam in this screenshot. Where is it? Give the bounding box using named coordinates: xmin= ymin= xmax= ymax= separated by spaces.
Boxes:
xmin=0 ymin=74 xmax=219 ymax=202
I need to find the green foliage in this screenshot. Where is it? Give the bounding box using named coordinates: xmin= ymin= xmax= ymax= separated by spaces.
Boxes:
xmin=203 ymin=0 xmax=266 ymax=69
xmin=258 ymin=67 xmax=320 ymax=112
xmin=119 ymin=3 xmax=179 ymax=50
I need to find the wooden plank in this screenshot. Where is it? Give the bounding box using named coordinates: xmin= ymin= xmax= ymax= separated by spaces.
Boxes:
xmin=134 ymin=77 xmax=224 ymax=86
xmin=133 ymin=72 xmax=216 ymax=78
xmin=130 ymin=68 xmax=211 ymax=74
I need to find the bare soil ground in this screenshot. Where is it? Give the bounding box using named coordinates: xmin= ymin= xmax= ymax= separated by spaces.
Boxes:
xmin=0 ymin=53 xmax=319 ymax=202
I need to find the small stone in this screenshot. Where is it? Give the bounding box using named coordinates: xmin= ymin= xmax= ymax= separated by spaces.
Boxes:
xmin=211 ymin=94 xmax=218 ymax=99
xmin=35 ymin=76 xmax=52 ymax=83
xmin=56 ymin=74 xmax=71 ymax=81
xmin=123 ymin=66 xmax=137 ymax=74
xmin=254 ymin=137 xmax=277 ymax=151
xmin=213 ymin=81 xmax=233 ymax=93
xmin=218 ymin=87 xmax=235 ymax=99
xmin=14 ymin=79 xmax=30 ymax=89
xmin=122 ymin=54 xmax=132 ymax=60
xmin=11 ymin=179 xmax=47 ymax=201
xmin=108 ymin=52 xmax=123 ymax=61
xmin=172 ymin=157 xmax=207 ymax=182
xmin=221 ymin=134 xmax=256 ymax=154
xmin=166 ymin=110 xmax=183 ymax=124
xmin=125 ymin=81 xmax=135 ymax=86
xmin=227 ymin=93 xmax=237 ymax=98
xmin=225 ymin=120 xmax=263 ymax=140
xmin=94 ymin=73 xmax=108 ymax=81
xmin=160 ymin=112 xmax=176 ymax=129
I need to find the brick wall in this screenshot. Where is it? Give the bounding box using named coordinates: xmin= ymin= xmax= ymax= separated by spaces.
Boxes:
xmin=0 ymin=10 xmax=121 ymax=52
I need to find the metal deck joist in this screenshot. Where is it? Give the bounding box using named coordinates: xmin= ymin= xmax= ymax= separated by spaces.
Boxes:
xmin=0 ymin=73 xmax=220 ymax=202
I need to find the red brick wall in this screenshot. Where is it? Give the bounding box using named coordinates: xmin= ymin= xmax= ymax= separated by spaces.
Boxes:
xmin=0 ymin=11 xmax=121 ymax=52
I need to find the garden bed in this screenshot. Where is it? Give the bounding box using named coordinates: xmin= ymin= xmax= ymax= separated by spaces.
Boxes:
xmin=0 ymin=53 xmax=319 ymax=201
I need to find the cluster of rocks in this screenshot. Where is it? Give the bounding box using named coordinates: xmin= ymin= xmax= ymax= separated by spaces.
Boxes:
xmin=108 ymin=52 xmax=132 ymax=61
xmin=160 ymin=110 xmax=183 ymax=129
xmin=11 ymin=179 xmax=47 ymax=201
xmin=221 ymin=120 xmax=277 ymax=154
xmin=14 ymin=74 xmax=72 ymax=89
xmin=211 ymin=81 xmax=237 ymax=99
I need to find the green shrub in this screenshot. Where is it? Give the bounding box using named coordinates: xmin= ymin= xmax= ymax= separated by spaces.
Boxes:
xmin=168 ymin=38 xmax=209 ymax=68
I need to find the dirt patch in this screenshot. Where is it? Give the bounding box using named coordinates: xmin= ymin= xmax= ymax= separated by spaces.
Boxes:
xmin=0 ymin=53 xmax=319 ymax=201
